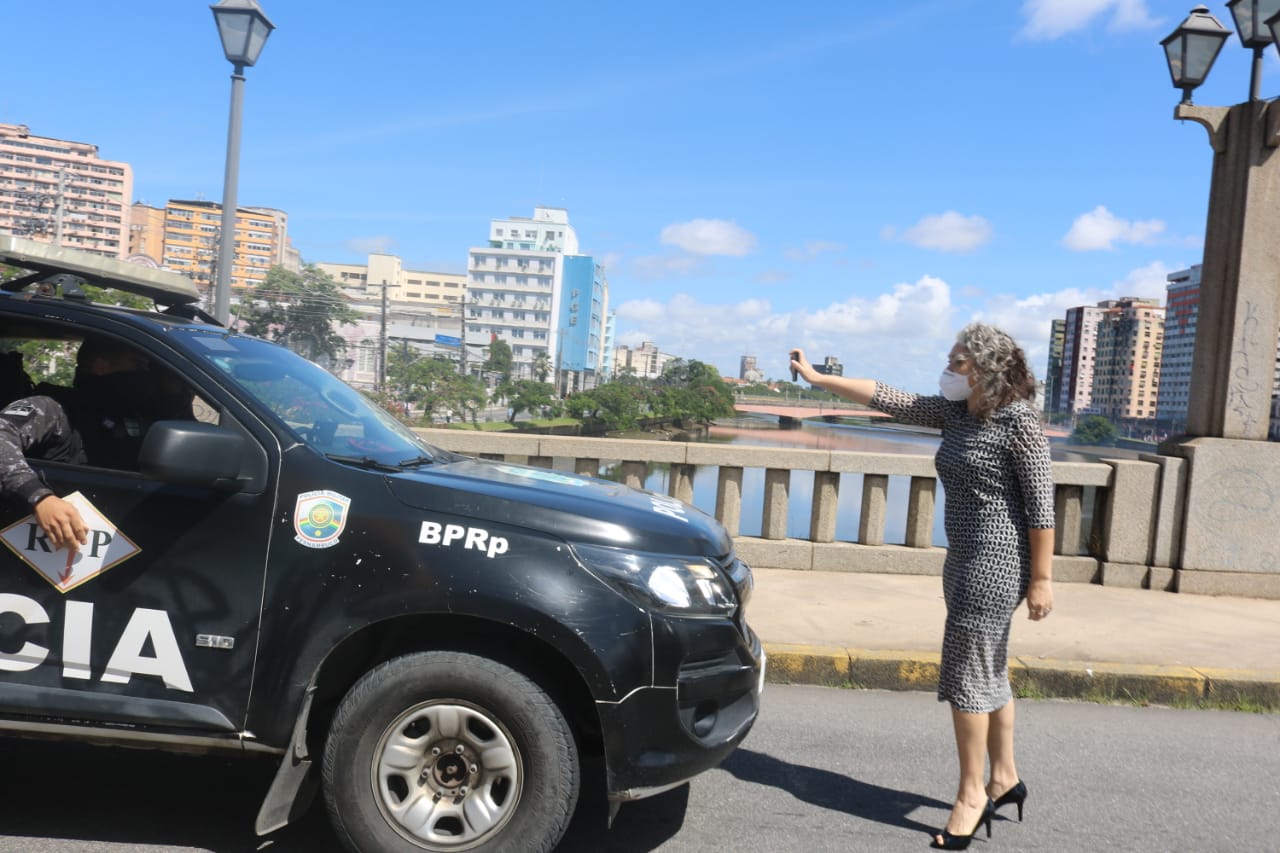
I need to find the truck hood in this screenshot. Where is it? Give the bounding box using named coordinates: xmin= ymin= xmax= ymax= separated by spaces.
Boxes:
xmin=385 ymin=457 xmax=732 ymax=558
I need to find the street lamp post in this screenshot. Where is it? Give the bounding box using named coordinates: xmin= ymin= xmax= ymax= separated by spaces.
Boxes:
xmin=1160 ymin=3 xmax=1280 ymax=439
xmin=1158 ymin=4 xmax=1280 ymax=593
xmin=210 ymin=0 xmax=274 ymax=326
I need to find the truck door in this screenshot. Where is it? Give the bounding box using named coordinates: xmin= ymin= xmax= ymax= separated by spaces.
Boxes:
xmin=0 ymin=373 xmax=276 ymax=738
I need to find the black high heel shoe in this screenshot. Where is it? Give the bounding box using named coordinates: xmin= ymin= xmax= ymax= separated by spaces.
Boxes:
xmin=930 ymin=798 xmax=994 ymax=850
xmin=991 ymin=780 xmax=1028 ymax=822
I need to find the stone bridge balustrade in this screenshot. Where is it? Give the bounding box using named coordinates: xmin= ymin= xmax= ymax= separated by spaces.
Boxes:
xmin=414 ymin=428 xmax=1225 ymax=595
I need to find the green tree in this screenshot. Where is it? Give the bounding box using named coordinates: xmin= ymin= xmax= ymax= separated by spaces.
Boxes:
xmin=234 ymin=265 xmax=359 ymax=367
xmin=387 ymin=349 xmax=486 ymax=423
xmin=482 ymin=338 xmax=514 ymax=383
xmin=1071 ymin=414 xmax=1118 ymax=446
xmin=654 ymin=358 xmax=735 ymax=424
xmin=503 ymin=380 xmax=558 ymax=422
xmin=565 ymin=380 xmax=647 ymax=431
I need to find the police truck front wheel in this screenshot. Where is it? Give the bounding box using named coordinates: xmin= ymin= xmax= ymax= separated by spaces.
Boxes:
xmin=322 ymin=651 xmax=580 ymax=853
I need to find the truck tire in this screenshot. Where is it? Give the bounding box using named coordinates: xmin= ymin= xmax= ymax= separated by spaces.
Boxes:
xmin=322 ymin=651 xmax=579 ymax=853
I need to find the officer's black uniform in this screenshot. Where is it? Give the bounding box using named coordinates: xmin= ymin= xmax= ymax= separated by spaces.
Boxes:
xmin=0 ymin=396 xmax=85 ymax=509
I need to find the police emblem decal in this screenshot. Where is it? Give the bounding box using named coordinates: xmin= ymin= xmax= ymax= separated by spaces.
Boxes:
xmin=293 ymin=490 xmax=350 ymax=549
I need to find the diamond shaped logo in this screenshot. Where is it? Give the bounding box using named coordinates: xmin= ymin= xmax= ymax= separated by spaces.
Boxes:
xmin=0 ymin=491 xmax=141 ymax=593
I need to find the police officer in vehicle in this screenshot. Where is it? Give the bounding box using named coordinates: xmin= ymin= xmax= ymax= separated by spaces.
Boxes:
xmin=0 ymin=394 xmax=88 ymax=552
xmin=0 ymin=337 xmax=192 ymax=551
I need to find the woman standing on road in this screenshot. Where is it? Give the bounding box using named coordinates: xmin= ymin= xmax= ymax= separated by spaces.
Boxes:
xmin=790 ymin=323 xmax=1055 ymax=850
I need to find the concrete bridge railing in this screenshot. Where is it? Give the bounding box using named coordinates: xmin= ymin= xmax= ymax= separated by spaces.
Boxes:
xmin=414 ymin=429 xmax=1262 ymax=597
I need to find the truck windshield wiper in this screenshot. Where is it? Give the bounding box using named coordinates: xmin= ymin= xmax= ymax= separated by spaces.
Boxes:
xmin=324 ymin=453 xmax=402 ymax=473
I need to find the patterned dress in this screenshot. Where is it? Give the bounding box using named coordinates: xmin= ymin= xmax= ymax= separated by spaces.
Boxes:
xmin=870 ymin=383 xmax=1056 ymax=713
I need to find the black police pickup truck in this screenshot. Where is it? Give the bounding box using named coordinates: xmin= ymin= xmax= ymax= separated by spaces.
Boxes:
xmin=0 ymin=236 xmax=763 ymax=852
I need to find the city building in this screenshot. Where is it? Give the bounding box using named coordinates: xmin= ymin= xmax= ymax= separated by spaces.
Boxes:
xmin=1057 ymin=304 xmax=1106 ymax=415
xmin=1 ymin=123 xmax=133 ymax=258
xmin=815 ymin=356 xmax=844 ymax=377
xmin=1156 ymin=265 xmax=1201 ymax=431
xmin=465 ymin=207 xmax=610 ymax=390
xmin=614 ymin=341 xmax=676 ymax=379
xmin=556 ymin=255 xmax=610 ymax=394
xmin=130 ymin=199 xmax=296 ymax=302
xmin=314 ymin=253 xmax=469 ymax=392
xmin=315 ymin=253 xmax=466 ymax=315
xmin=739 ymin=356 xmax=765 ymax=383
xmin=1091 ymin=297 xmax=1164 ymax=422
xmin=1044 ymin=318 xmax=1065 ymax=414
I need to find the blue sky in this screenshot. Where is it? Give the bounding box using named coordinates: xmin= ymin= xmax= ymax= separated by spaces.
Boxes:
xmin=3 ymin=1 xmax=1273 ymax=391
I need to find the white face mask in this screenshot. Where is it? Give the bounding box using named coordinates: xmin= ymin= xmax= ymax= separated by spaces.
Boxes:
xmin=938 ymin=368 xmax=973 ymax=401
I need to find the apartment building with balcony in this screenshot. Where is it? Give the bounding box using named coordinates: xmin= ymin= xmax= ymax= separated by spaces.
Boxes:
xmin=465 ymin=207 xmax=609 ymax=389
xmin=1057 ymin=304 xmax=1105 ymax=414
xmin=1 ymin=123 xmax=132 ymax=258
xmin=130 ymin=200 xmax=294 ymax=302
xmin=1091 ymin=297 xmax=1164 ymax=422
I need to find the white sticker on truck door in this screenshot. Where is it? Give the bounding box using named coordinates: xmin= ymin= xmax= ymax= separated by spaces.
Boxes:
xmin=0 ymin=491 xmax=141 ymax=593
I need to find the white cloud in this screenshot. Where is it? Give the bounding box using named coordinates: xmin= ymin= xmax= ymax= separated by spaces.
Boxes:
xmin=615 ymin=275 xmax=956 ymax=391
xmin=1062 ymin=206 xmax=1165 ymax=251
xmin=612 ymin=261 xmax=1182 ymax=392
xmin=890 ymin=211 xmax=994 ymax=253
xmin=1111 ymin=260 xmax=1174 ymax=300
xmin=1018 ymin=0 xmax=1159 ymax=40
xmin=660 ymin=219 xmax=758 ymax=256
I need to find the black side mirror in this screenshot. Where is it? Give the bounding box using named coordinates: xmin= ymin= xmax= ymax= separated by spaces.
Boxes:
xmin=139 ymin=421 xmax=247 ymax=490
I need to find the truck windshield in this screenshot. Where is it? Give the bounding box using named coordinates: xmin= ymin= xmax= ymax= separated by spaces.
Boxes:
xmin=186 ymin=333 xmax=450 ymax=467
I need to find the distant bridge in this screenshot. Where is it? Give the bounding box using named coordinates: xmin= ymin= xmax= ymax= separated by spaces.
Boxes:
xmin=733 ymin=394 xmax=1070 ymax=436
xmin=733 ymin=395 xmax=889 ymax=427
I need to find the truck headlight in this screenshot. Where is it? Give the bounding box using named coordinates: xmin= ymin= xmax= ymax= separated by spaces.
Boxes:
xmin=572 ymin=543 xmax=736 ymax=617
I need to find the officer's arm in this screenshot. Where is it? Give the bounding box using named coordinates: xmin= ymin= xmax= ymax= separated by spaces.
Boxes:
xmin=0 ymin=398 xmax=87 ymax=551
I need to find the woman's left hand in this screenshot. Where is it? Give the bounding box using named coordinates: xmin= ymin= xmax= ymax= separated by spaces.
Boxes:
xmin=1027 ymin=578 xmax=1054 ymax=621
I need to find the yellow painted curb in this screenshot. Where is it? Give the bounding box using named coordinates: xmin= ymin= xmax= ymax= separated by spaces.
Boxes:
xmin=763 ymin=643 xmax=849 ymax=686
xmin=1194 ymin=667 xmax=1280 ymax=708
xmin=760 ymin=644 xmax=1280 ymax=709
xmin=848 ymin=648 xmax=941 ymax=692
xmin=1010 ymin=658 xmax=1204 ymax=705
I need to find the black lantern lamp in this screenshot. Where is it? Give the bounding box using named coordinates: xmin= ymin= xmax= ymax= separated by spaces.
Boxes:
xmin=1162 ymin=6 xmax=1231 ymax=103
xmin=1227 ymin=0 xmax=1280 ymax=98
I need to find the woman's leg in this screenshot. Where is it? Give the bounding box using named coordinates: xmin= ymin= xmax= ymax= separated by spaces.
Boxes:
xmin=986 ymin=698 xmax=1019 ymax=799
xmin=939 ymin=706 xmax=990 ymax=839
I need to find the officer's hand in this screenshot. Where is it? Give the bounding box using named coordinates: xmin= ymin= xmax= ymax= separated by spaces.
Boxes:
xmin=33 ymin=495 xmax=89 ymax=553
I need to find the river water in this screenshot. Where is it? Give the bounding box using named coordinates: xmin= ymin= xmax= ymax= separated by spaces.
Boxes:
xmin=617 ymin=415 xmax=1126 ymax=547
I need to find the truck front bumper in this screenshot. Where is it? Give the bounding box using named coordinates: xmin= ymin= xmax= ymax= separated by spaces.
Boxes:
xmin=598 ymin=614 xmax=764 ymax=801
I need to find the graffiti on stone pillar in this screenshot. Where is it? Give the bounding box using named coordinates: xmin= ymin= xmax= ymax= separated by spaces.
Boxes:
xmin=1204 ymin=466 xmax=1276 ymax=569
xmin=1228 ymin=300 xmax=1262 ymax=433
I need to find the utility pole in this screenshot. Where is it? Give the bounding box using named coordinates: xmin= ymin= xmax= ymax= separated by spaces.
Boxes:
xmin=459 ymin=286 xmax=468 ymax=377
xmin=378 ymin=279 xmax=388 ymax=392
xmin=54 ymin=169 xmax=68 ymax=246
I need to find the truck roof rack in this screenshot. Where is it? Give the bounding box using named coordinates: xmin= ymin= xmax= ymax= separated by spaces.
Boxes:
xmin=0 ymin=235 xmax=201 ymax=307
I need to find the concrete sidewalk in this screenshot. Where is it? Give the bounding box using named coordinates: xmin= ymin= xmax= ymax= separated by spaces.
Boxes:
xmin=748 ymin=569 xmax=1280 ymax=709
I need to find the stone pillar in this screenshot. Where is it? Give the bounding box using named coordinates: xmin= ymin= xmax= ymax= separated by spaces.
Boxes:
xmin=1177 ymin=100 xmax=1280 ymax=440
xmin=1162 ymin=99 xmax=1280 ymax=598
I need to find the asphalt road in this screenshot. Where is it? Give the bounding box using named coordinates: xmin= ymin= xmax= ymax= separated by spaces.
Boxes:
xmin=1 ymin=687 xmax=1276 ymax=852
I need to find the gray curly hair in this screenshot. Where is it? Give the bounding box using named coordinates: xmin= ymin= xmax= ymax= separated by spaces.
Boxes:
xmin=955 ymin=323 xmax=1036 ymax=420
